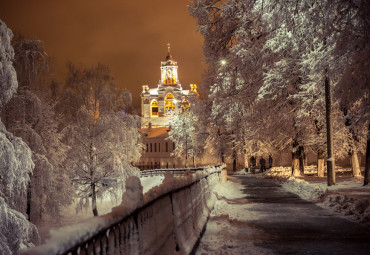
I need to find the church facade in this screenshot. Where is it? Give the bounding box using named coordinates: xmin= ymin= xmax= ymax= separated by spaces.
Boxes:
xmin=137 ymin=45 xmax=198 ymax=170
xmin=141 ymin=44 xmax=197 ymax=128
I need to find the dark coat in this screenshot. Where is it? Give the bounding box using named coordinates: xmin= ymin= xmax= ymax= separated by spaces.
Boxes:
xmin=260 ymin=158 xmax=266 ymax=166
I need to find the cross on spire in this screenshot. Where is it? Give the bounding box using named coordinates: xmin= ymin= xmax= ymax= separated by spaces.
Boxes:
xmin=167 ymin=42 xmax=171 ymax=55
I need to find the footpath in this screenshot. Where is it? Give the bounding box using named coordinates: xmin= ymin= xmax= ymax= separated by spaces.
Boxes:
xmin=195 ymin=175 xmax=370 ymax=255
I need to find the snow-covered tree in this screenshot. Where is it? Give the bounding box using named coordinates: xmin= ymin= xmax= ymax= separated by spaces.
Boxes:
xmin=191 ymin=0 xmax=369 ymax=182
xmin=0 ymin=19 xmax=40 ymax=254
xmin=3 ymin=35 xmax=73 ymax=221
xmin=331 ymin=0 xmax=370 ymax=183
xmin=63 ymin=64 xmax=142 ymax=216
xmin=169 ymin=111 xmax=195 ymax=167
xmin=190 ymin=0 xmax=267 ymax=170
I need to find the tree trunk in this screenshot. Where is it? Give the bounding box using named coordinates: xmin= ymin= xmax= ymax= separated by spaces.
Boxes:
xmin=350 ymin=149 xmax=362 ymax=177
xmin=185 ymin=133 xmax=188 ymax=168
xmin=193 ymin=155 xmax=196 ymax=168
xmin=26 ymin=182 xmax=31 ymax=220
xmin=292 ymin=151 xmax=301 ymax=177
xmin=233 ymin=157 xmax=237 ymax=172
xmin=317 ymin=150 xmax=325 ymax=177
xmin=244 ymin=150 xmax=249 ymax=169
xmin=325 ymin=71 xmax=336 ymax=185
xmin=91 ymin=183 xmax=98 ymax=216
xmin=364 ymin=122 xmax=370 ymax=186
xmin=298 ymin=146 xmax=305 ymax=176
xmin=232 ymin=131 xmax=236 ymax=172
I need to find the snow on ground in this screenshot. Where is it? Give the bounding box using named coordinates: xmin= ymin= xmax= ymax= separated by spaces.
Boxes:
xmin=36 ymin=175 xmax=165 ymax=243
xmin=140 ymin=175 xmax=164 ymax=193
xmin=257 ymin=167 xmax=370 ymax=227
xmin=196 ymin=178 xmax=271 ymax=255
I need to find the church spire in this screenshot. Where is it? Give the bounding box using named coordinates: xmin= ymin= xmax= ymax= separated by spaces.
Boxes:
xmin=161 ymin=43 xmax=178 ymax=85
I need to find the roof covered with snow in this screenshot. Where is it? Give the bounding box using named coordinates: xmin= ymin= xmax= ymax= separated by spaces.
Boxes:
xmin=149 ymin=88 xmax=158 ymax=95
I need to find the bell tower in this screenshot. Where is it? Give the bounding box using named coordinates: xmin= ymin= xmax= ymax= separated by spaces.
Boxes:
xmin=160 ymin=43 xmax=179 ymax=85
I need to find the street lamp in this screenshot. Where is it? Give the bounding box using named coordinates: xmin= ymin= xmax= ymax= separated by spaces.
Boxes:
xmin=220 ymin=59 xmax=227 ymax=66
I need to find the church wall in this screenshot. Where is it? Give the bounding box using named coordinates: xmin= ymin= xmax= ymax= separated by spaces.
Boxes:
xmin=137 ymin=135 xmax=181 ymax=170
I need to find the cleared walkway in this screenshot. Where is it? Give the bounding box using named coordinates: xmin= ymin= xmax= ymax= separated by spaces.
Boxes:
xmin=195 ymin=175 xmax=370 ymax=255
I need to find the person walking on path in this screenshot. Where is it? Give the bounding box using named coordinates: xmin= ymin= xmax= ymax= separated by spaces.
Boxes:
xmin=260 ymin=157 xmax=266 ymax=172
xmin=268 ymin=155 xmax=273 ymax=169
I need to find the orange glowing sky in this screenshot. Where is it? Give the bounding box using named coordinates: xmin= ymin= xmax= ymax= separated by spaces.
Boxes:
xmin=0 ymin=0 xmax=205 ymax=110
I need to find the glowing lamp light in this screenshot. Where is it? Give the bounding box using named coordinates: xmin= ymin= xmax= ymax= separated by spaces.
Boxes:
xmin=173 ymin=99 xmax=178 ymax=104
xmin=220 ymin=59 xmax=227 ymax=66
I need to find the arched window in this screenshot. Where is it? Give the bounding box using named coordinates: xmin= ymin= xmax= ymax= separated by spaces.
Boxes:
xmin=151 ymin=100 xmax=158 ymax=117
xmin=164 ymin=93 xmax=175 ymax=116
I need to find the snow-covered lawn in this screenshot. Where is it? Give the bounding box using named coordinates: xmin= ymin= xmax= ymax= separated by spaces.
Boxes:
xmin=257 ymin=167 xmax=370 ymax=227
xmin=36 ymin=175 xmax=165 ymax=243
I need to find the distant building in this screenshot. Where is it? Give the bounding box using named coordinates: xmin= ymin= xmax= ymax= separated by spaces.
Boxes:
xmin=137 ymin=44 xmax=198 ymax=170
xmin=141 ymin=43 xmax=198 ymax=128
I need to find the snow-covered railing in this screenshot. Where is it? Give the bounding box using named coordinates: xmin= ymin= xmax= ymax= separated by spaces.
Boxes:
xmin=140 ymin=167 xmax=206 ymax=177
xmin=21 ymin=165 xmax=225 ymax=255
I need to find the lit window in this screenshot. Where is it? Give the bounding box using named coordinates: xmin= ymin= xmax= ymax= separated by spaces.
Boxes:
xmin=164 ymin=93 xmax=175 ymax=116
xmin=151 ymin=100 xmax=158 ymax=117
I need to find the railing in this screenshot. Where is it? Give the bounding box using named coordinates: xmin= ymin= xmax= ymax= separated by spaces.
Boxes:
xmin=140 ymin=167 xmax=206 ymax=177
xmin=22 ymin=165 xmax=225 ymax=255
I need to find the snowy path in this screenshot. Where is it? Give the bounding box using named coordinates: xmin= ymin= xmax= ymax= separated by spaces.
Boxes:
xmin=196 ymin=175 xmax=370 ymax=255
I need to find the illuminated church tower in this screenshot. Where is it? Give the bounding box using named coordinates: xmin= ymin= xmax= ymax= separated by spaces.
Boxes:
xmin=141 ymin=44 xmax=197 ymax=128
xmin=161 ymin=43 xmax=179 ymax=85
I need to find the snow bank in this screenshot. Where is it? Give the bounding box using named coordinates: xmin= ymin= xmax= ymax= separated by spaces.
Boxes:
xmin=282 ymin=176 xmax=326 ymax=201
xmin=21 ymin=165 xmax=225 ymax=255
xmin=323 ymin=193 xmax=370 ymax=227
xmin=263 ymin=166 xmax=292 ymax=179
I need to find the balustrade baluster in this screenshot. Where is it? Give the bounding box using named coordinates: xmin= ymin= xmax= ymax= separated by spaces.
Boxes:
xmin=106 ymin=227 xmax=114 ymax=255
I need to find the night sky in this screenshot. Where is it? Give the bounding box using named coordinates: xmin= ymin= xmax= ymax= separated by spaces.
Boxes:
xmin=0 ymin=0 xmax=204 ymax=110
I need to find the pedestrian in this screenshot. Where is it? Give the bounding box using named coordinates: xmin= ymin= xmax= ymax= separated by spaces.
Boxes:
xmin=268 ymin=154 xmax=273 ymax=169
xmin=260 ymin=157 xmax=266 ymax=172
xmin=250 ymin=156 xmax=256 ymax=168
